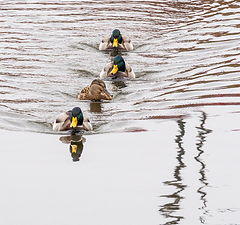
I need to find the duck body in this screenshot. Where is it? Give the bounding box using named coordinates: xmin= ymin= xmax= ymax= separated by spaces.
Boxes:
xmin=52 ymin=107 xmax=92 ymax=132
xmin=99 ymin=29 xmax=133 ymax=51
xmin=78 ymin=79 xmax=112 ymax=101
xmin=100 ymin=55 xmax=135 ymax=79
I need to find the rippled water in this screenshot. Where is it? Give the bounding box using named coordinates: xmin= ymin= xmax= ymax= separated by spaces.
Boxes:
xmin=1 ymin=0 xmax=240 ymax=133
xmin=1 ymin=0 xmax=240 ymax=224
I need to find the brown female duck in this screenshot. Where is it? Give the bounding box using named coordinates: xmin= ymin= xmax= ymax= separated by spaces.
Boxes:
xmin=78 ymin=79 xmax=112 ymax=101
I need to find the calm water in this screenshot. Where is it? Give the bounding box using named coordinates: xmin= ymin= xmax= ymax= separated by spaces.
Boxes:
xmin=1 ymin=0 xmax=240 ymax=224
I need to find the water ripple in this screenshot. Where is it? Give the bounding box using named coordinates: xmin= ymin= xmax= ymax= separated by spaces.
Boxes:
xmin=0 ymin=0 xmax=239 ymax=133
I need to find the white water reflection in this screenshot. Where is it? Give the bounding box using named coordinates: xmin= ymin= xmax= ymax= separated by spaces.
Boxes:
xmin=0 ymin=113 xmax=239 ymax=225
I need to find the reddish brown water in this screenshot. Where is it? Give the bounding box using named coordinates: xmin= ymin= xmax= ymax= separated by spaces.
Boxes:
xmin=1 ymin=0 xmax=240 ymax=133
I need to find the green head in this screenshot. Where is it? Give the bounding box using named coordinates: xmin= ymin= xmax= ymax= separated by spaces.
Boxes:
xmin=110 ymin=29 xmax=123 ymax=48
xmin=111 ymin=55 xmax=126 ymax=74
xmin=70 ymin=107 xmax=83 ymax=128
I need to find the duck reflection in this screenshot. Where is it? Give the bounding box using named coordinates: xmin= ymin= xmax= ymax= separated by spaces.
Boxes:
xmin=112 ymin=80 xmax=127 ymax=89
xmin=110 ymin=48 xmax=121 ymax=57
xmin=59 ymin=135 xmax=86 ymax=162
xmin=195 ymin=112 xmax=212 ymax=223
xmin=159 ymin=119 xmax=186 ymax=224
xmin=90 ymin=101 xmax=102 ymax=113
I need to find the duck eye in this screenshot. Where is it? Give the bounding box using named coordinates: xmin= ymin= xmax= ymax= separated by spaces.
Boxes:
xmin=102 ymin=40 xmax=104 ymax=43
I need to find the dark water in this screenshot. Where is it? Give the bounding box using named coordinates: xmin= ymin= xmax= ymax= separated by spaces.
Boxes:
xmin=1 ymin=1 xmax=240 ymax=224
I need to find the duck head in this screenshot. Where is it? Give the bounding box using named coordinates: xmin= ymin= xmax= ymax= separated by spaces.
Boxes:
xmin=110 ymin=55 xmax=126 ymax=75
xmin=110 ymin=29 xmax=123 ymax=48
xmin=70 ymin=107 xmax=84 ymax=128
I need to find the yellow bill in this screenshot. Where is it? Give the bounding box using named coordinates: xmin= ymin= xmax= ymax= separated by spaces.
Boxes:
xmin=113 ymin=38 xmax=118 ymax=47
xmin=70 ymin=116 xmax=78 ymax=128
xmin=71 ymin=145 xmax=78 ymax=153
xmin=110 ymin=65 xmax=118 ymax=75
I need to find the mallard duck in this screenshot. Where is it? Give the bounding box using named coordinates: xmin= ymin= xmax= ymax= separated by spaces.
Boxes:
xmin=99 ymin=29 xmax=133 ymax=51
xmin=52 ymin=107 xmax=92 ymax=132
xmin=100 ymin=55 xmax=135 ymax=79
xmin=78 ymin=79 xmax=112 ymax=101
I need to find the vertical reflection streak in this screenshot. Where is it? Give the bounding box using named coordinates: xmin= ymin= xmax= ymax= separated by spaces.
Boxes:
xmin=159 ymin=119 xmax=186 ymax=224
xmin=195 ymin=111 xmax=212 ymax=223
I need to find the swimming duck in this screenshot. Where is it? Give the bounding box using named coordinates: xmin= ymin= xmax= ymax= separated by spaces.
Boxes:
xmin=78 ymin=79 xmax=112 ymax=101
xmin=52 ymin=107 xmax=92 ymax=132
xmin=99 ymin=29 xmax=133 ymax=51
xmin=100 ymin=55 xmax=135 ymax=79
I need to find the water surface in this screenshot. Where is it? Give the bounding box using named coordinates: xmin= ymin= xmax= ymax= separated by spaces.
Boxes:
xmin=1 ymin=0 xmax=240 ymax=133
xmin=0 ymin=0 xmax=240 ymax=224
